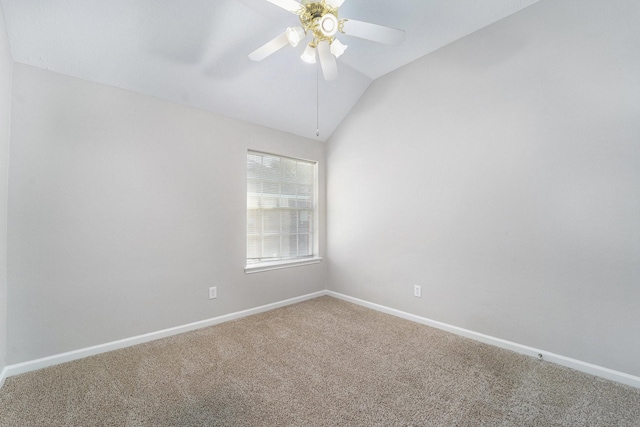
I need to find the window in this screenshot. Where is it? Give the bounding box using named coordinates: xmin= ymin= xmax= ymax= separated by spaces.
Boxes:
xmin=246 ymin=151 xmax=321 ymax=273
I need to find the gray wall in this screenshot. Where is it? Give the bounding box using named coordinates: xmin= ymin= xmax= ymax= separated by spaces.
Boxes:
xmin=7 ymin=64 xmax=326 ymax=364
xmin=0 ymin=4 xmax=12 ymax=373
xmin=327 ymin=0 xmax=640 ymax=376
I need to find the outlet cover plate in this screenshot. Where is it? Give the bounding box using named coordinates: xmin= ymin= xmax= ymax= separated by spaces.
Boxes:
xmin=414 ymin=285 xmax=422 ymax=298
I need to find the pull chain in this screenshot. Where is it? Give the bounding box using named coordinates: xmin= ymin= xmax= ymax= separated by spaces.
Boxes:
xmin=316 ymin=61 xmax=320 ymax=137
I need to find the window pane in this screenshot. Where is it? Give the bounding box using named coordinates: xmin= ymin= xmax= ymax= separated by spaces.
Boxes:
xmin=282 ymin=158 xmax=297 ymax=182
xmin=297 ymin=199 xmax=311 ymax=209
xmin=282 ymin=234 xmax=297 ymax=258
xmin=247 ymin=180 xmax=261 ymax=193
xmin=247 ymin=180 xmax=262 ymax=209
xmin=297 ymin=162 xmax=313 ymax=183
xmin=262 ymin=182 xmax=280 ymax=208
xmin=298 ymin=210 xmax=310 ymax=233
xmin=297 ymin=184 xmax=312 ymax=209
xmin=247 ymin=194 xmax=260 ymax=209
xmin=247 ymin=210 xmax=262 ymax=235
xmin=282 ymin=210 xmax=298 ymax=234
xmin=281 ymin=183 xmax=297 ymax=208
xmin=247 ymin=236 xmax=261 ymax=260
xmin=298 ymin=234 xmax=310 ymax=257
xmin=247 ymin=154 xmax=263 ymax=180
xmin=263 ymin=210 xmax=281 ymax=234
xmin=298 ymin=184 xmax=312 ymax=195
xmin=263 ymin=235 xmax=280 ymax=259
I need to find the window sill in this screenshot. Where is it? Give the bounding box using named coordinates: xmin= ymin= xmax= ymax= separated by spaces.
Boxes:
xmin=244 ymin=257 xmax=323 ymax=274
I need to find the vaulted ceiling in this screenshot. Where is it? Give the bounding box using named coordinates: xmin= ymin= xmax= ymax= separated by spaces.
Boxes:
xmin=0 ymin=0 xmax=539 ymax=141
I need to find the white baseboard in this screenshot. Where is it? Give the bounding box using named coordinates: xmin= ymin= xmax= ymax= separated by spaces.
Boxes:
xmin=327 ymin=291 xmax=640 ymax=389
xmin=2 ymin=290 xmax=638 ymax=390
xmin=0 ymin=366 xmax=8 ymax=389
xmin=0 ymin=291 xmax=326 ymax=387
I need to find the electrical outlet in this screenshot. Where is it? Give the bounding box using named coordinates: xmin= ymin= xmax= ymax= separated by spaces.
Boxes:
xmin=209 ymin=287 xmax=217 ymax=300
xmin=414 ymin=285 xmax=422 ymax=298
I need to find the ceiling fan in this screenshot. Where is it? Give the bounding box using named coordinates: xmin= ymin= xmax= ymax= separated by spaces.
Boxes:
xmin=249 ymin=0 xmax=405 ymax=81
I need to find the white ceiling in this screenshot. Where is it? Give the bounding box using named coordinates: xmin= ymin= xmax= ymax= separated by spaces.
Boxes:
xmin=0 ymin=0 xmax=539 ymax=141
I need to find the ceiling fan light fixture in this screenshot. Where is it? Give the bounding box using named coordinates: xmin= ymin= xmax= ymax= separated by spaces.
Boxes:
xmin=301 ymin=43 xmax=317 ymax=64
xmin=330 ymin=39 xmax=347 ymax=58
xmin=319 ymin=14 xmax=338 ymax=37
xmin=286 ymin=26 xmax=306 ymax=47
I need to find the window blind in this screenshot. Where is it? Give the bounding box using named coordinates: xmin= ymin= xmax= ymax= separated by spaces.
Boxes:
xmin=247 ymin=151 xmax=315 ymax=265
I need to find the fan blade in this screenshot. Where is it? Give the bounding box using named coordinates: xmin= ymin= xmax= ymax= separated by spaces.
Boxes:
xmin=266 ymin=0 xmax=304 ymax=15
xmin=317 ymin=41 xmax=338 ymax=81
xmin=341 ymin=19 xmax=405 ymax=45
xmin=325 ymin=0 xmax=346 ymax=7
xmin=249 ymin=32 xmax=290 ymax=61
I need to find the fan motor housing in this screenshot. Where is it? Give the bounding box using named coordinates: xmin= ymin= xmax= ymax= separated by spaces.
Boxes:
xmin=300 ymin=1 xmax=339 ymax=42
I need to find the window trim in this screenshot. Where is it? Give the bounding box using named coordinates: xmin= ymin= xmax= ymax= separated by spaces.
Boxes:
xmin=245 ymin=150 xmax=321 ymax=273
xmin=244 ymin=256 xmax=323 ymax=274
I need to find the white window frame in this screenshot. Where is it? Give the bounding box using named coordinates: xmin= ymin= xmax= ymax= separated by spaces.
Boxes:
xmin=245 ymin=150 xmax=322 ymax=274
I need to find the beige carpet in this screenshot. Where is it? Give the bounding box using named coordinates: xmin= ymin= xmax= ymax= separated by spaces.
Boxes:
xmin=1 ymin=296 xmax=639 ymax=426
